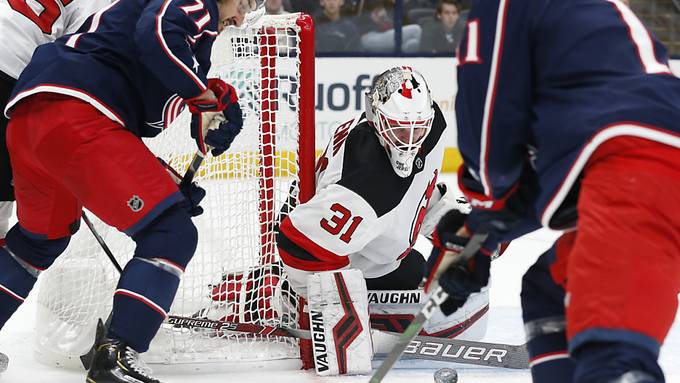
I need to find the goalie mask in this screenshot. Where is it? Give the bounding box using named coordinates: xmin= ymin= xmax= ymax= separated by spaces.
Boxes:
xmin=365 ymin=67 xmax=434 ymax=178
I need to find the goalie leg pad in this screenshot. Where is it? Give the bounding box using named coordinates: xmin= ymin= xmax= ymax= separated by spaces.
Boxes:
xmin=307 ymin=269 xmax=373 ymax=375
xmin=109 ymin=206 xmax=197 ymax=352
xmin=368 ymin=287 xmax=489 ymax=340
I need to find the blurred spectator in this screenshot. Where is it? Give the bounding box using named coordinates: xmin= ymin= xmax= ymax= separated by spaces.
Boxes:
xmin=289 ymin=0 xmax=320 ymax=16
xmin=420 ymin=0 xmax=461 ymax=53
xmin=266 ymin=0 xmax=290 ymax=14
xmin=314 ymin=0 xmax=361 ymax=52
xmin=359 ymin=0 xmax=422 ymax=53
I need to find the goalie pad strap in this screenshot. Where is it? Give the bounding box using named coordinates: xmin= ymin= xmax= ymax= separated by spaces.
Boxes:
xmin=307 ymin=269 xmax=372 ymax=375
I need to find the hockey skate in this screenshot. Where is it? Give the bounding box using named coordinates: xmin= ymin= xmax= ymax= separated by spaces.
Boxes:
xmin=86 ymin=321 xmax=160 ymax=383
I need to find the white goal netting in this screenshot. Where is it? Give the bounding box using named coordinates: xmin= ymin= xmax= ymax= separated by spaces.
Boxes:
xmin=33 ymin=13 xmax=315 ymax=368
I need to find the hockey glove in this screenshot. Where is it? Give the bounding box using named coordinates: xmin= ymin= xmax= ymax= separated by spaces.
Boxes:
xmin=188 ymin=79 xmax=243 ymax=156
xmin=458 ymin=162 xmax=539 ymax=236
xmin=186 ymin=78 xmax=237 ymax=113
xmin=421 ymin=182 xmax=471 ymax=239
xmin=159 ymin=158 xmax=206 ymax=217
xmin=424 ymin=209 xmax=492 ymax=316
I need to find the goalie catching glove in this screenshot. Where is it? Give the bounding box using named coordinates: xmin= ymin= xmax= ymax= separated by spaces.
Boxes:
xmin=424 ymin=209 xmax=493 ymax=316
xmin=186 ymin=78 xmax=243 ymax=156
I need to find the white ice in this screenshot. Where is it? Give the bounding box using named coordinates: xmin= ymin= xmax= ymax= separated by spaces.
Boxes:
xmin=0 ymin=175 xmax=678 ymax=383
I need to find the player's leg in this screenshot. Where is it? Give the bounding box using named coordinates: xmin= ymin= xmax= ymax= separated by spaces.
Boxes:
xmin=8 ymin=94 xmax=189 ymax=382
xmin=365 ymin=248 xmax=425 ymax=290
xmin=0 ymin=70 xmax=16 ymax=247
xmin=0 ymin=95 xmax=82 ymax=331
xmin=566 ymin=138 xmax=680 ymax=383
xmin=42 ymin=97 xmax=193 ymax=383
xmin=0 ymin=68 xmax=9 ymax=367
xmin=520 ymin=234 xmax=575 ymax=383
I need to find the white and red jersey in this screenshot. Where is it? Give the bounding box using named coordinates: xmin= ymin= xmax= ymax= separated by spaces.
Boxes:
xmin=278 ymin=102 xmax=447 ymax=280
xmin=0 ymin=0 xmax=110 ymax=79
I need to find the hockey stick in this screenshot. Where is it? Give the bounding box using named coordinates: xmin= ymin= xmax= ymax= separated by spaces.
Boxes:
xmin=81 ymin=211 xmax=123 ymax=274
xmin=164 ymin=314 xmax=528 ymax=369
xmin=396 ymin=335 xmax=528 ymax=369
xmin=166 ymin=315 xmax=311 ymax=339
xmin=179 ymin=150 xmax=206 ymax=189
xmin=369 ymin=232 xmax=489 ymax=383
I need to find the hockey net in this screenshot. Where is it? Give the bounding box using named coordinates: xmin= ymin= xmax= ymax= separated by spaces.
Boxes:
xmin=33 ymin=13 xmax=315 ymax=368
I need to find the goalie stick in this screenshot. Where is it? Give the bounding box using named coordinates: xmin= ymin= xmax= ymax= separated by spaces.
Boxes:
xmin=164 ymin=314 xmax=528 ymax=369
xmin=370 ymin=232 xmax=489 ymax=383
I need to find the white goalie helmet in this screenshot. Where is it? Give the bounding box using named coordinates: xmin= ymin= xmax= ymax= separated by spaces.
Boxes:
xmin=365 ymin=66 xmax=435 ymax=178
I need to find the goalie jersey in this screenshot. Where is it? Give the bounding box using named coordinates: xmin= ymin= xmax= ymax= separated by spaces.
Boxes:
xmin=0 ymin=0 xmax=110 ymax=79
xmin=278 ymin=103 xmax=447 ymax=279
xmin=4 ymin=0 xmax=219 ymax=137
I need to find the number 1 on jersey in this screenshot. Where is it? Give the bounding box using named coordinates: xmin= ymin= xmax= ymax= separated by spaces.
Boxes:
xmin=321 ymin=203 xmax=364 ymax=244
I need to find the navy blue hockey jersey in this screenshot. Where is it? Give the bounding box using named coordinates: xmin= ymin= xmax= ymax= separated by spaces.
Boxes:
xmin=456 ymin=0 xmax=680 ymax=231
xmin=5 ymin=0 xmax=220 ymax=137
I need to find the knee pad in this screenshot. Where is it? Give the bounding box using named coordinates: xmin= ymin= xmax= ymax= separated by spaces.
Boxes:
xmin=5 ymin=224 xmax=70 ymax=271
xmin=132 ymin=204 xmax=197 ymax=270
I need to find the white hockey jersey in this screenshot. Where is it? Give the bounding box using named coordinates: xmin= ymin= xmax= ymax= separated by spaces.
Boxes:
xmin=0 ymin=0 xmax=110 ymax=79
xmin=278 ymin=102 xmax=447 ymax=280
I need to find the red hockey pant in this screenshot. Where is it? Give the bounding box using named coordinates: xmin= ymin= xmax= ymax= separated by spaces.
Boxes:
xmin=561 ymin=136 xmax=680 ymax=353
xmin=6 ymin=93 xmax=180 ymax=238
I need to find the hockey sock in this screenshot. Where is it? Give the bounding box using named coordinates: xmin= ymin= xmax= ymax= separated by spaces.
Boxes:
xmin=525 ymin=325 xmax=574 ymax=383
xmin=521 ymin=245 xmax=574 ymax=383
xmin=0 ymin=247 xmax=35 ymax=328
xmin=108 ymin=206 xmax=197 ymax=352
xmin=573 ymin=341 xmax=664 ymax=383
xmin=0 ymin=224 xmax=69 ymax=328
xmin=108 ymin=257 xmax=181 ymax=352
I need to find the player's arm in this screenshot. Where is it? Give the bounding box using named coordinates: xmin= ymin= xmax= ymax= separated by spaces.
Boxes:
xmin=455 ymin=1 xmax=534 ymax=213
xmin=134 ymin=0 xmax=216 ymax=100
